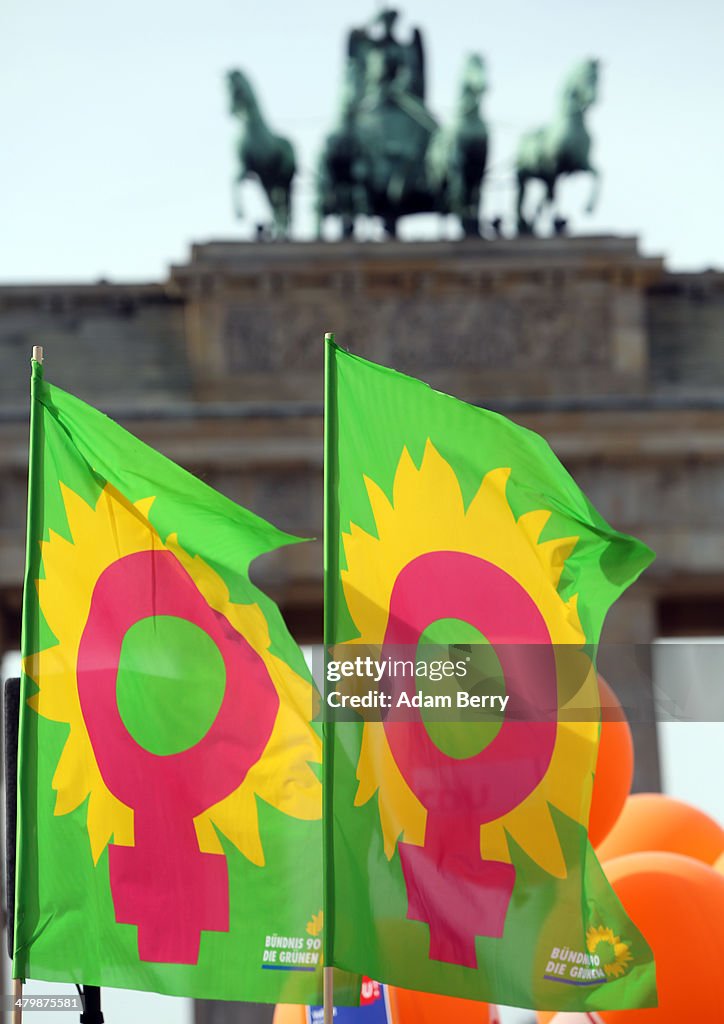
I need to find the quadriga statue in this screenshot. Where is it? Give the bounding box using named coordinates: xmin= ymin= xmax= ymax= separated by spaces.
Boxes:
xmin=224 ymin=9 xmax=602 ymax=241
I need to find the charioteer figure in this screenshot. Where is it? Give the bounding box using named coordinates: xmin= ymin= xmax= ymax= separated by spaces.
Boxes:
xmin=317 ymin=8 xmax=489 ymax=240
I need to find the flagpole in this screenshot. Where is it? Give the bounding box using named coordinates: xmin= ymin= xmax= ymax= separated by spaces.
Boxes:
xmin=322 ymin=332 xmax=335 ymax=1024
xmin=13 ymin=347 xmax=43 ymax=1023
xmin=12 ymin=978 xmax=22 ymax=1024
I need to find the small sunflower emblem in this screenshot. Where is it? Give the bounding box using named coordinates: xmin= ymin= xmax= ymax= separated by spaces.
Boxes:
xmin=586 ymin=925 xmax=634 ymax=978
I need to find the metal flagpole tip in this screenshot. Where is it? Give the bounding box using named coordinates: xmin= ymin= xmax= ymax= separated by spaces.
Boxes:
xmin=32 ymin=346 xmax=44 ymax=364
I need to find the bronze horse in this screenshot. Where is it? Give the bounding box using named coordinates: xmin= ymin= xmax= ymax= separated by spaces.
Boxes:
xmin=515 ymin=59 xmax=601 ymax=234
xmin=227 ymin=69 xmax=296 ymax=238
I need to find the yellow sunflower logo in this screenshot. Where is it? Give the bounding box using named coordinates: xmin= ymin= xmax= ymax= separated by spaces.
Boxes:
xmin=25 ymin=481 xmax=321 ymax=867
xmin=587 ymin=925 xmax=634 ymax=978
xmin=342 ymin=440 xmax=600 ymax=879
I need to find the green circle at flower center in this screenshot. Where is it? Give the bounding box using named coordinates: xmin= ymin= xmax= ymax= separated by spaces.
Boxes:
xmin=417 ymin=618 xmax=506 ymax=759
xmin=116 ymin=615 xmax=226 ymax=755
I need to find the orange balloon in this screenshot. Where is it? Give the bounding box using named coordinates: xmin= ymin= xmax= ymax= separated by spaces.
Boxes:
xmin=536 ymin=854 xmax=724 ymax=1023
xmin=597 ymin=792 xmax=724 ymax=865
xmin=389 ymin=986 xmax=497 ymax=1023
xmin=598 ymin=852 xmax=724 ymax=1022
xmin=272 ymin=1006 xmax=305 ymax=1024
xmin=588 ymin=676 xmax=634 ymax=848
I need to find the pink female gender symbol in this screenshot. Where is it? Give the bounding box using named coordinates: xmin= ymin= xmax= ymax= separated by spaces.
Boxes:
xmin=77 ymin=549 xmax=279 ymax=965
xmin=381 ymin=550 xmax=558 ymax=969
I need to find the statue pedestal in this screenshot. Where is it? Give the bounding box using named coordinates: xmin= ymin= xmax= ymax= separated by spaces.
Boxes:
xmin=169 ymin=235 xmax=664 ymax=403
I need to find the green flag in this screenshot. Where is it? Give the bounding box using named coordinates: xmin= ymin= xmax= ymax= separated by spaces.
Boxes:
xmin=323 ymin=339 xmax=658 ymax=1013
xmin=15 ymin=358 xmax=324 ymax=1003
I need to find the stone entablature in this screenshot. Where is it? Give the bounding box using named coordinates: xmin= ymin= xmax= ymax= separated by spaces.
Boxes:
xmin=170 ymin=236 xmax=663 ymax=402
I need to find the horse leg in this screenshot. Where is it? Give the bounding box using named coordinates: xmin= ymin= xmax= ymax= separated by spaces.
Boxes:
xmin=281 ymin=183 xmax=292 ymax=237
xmin=586 ymin=164 xmax=601 ymax=213
xmin=232 ymin=174 xmax=246 ymax=220
xmin=548 ymin=178 xmax=568 ymax=236
xmin=516 ymin=171 xmax=532 ymax=235
xmin=265 ymin=184 xmax=289 ymax=238
xmin=461 ymin=162 xmax=485 ymax=238
xmin=531 ymin=179 xmax=552 ymax=234
xmin=462 ymin=181 xmax=481 ymax=238
xmin=278 ymin=188 xmax=290 ymax=238
xmin=262 ymin=183 xmax=279 ymax=237
xmin=383 ymin=214 xmax=398 ymax=239
xmin=315 ymin=203 xmax=325 ymax=241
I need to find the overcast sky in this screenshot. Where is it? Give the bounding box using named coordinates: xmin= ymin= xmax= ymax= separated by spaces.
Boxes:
xmin=1 ymin=0 xmax=724 ymax=282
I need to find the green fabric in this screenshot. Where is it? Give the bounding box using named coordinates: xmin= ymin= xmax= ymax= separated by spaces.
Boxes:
xmin=15 ymin=360 xmax=327 ymax=1004
xmin=323 ymin=340 xmax=658 ymax=1012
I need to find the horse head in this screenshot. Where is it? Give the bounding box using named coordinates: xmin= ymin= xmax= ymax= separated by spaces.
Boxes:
xmin=227 ymin=69 xmax=257 ymax=117
xmin=561 ymin=58 xmax=600 ymax=114
xmin=459 ymin=54 xmax=487 ymax=112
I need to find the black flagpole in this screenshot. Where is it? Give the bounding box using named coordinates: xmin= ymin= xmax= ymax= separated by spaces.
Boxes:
xmin=4 ymin=679 xmax=104 ymax=1024
xmin=79 ymin=985 xmax=104 ymax=1023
